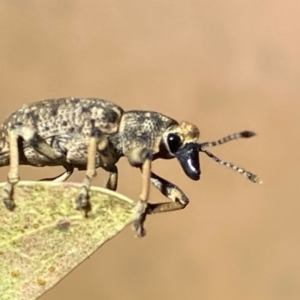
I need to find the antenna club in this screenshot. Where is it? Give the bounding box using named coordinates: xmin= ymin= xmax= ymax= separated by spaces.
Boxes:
xmin=241 ymin=131 xmax=256 ymax=138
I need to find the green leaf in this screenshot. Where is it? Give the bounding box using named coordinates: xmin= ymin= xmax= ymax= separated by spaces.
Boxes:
xmin=0 ymin=181 xmax=145 ymax=300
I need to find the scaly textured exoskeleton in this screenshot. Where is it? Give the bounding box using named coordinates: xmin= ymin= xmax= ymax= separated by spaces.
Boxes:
xmin=0 ymin=98 xmax=261 ymax=236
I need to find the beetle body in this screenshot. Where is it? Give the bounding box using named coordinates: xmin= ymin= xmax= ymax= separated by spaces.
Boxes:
xmin=0 ymin=98 xmax=202 ymax=178
xmin=0 ymin=98 xmax=123 ymax=169
xmin=0 ymin=97 xmax=261 ymax=236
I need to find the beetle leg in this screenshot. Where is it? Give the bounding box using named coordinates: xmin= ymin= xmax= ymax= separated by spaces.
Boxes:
xmin=75 ymin=136 xmax=97 ymax=213
xmin=133 ymin=171 xmax=189 ymax=236
xmin=3 ymin=130 xmax=19 ymax=210
xmin=105 ymin=165 xmax=118 ymax=191
xmin=125 ymin=147 xmax=152 ymax=203
xmin=125 ymin=147 xmax=153 ymax=237
xmin=75 ymin=130 xmax=108 ymax=214
xmin=147 ymin=171 xmax=189 ymax=214
xmin=2 ymin=125 xmax=64 ymax=210
xmin=140 ymin=157 xmax=151 ymax=202
xmin=39 ymin=167 xmax=74 ymax=182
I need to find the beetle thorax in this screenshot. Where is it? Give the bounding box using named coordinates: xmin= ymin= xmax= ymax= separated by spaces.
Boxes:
xmin=113 ymin=110 xmax=178 ymax=157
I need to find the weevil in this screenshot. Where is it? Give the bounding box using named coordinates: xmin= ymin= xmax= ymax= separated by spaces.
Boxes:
xmin=0 ymin=98 xmax=261 ymax=236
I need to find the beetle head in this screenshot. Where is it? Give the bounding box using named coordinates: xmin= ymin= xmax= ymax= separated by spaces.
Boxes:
xmin=161 ymin=121 xmax=201 ymax=180
xmin=162 ymin=122 xmax=261 ymax=184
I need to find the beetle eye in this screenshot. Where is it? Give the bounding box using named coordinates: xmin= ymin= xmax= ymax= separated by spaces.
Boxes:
xmin=167 ymin=133 xmax=182 ymax=153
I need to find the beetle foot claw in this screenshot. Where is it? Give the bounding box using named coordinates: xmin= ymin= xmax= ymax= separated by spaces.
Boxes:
xmin=133 ymin=209 xmax=147 ymax=238
xmin=75 ymin=188 xmax=91 ymax=214
xmin=2 ymin=183 xmax=15 ymax=211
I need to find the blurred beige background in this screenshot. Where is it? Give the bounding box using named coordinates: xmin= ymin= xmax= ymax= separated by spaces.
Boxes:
xmin=0 ymin=1 xmax=299 ymax=299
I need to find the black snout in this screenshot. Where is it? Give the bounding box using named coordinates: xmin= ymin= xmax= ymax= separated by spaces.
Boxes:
xmin=175 ymin=143 xmax=200 ymax=180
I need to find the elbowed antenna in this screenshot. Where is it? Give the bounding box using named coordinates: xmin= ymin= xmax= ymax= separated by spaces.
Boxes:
xmin=197 ymin=130 xmax=262 ymax=184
